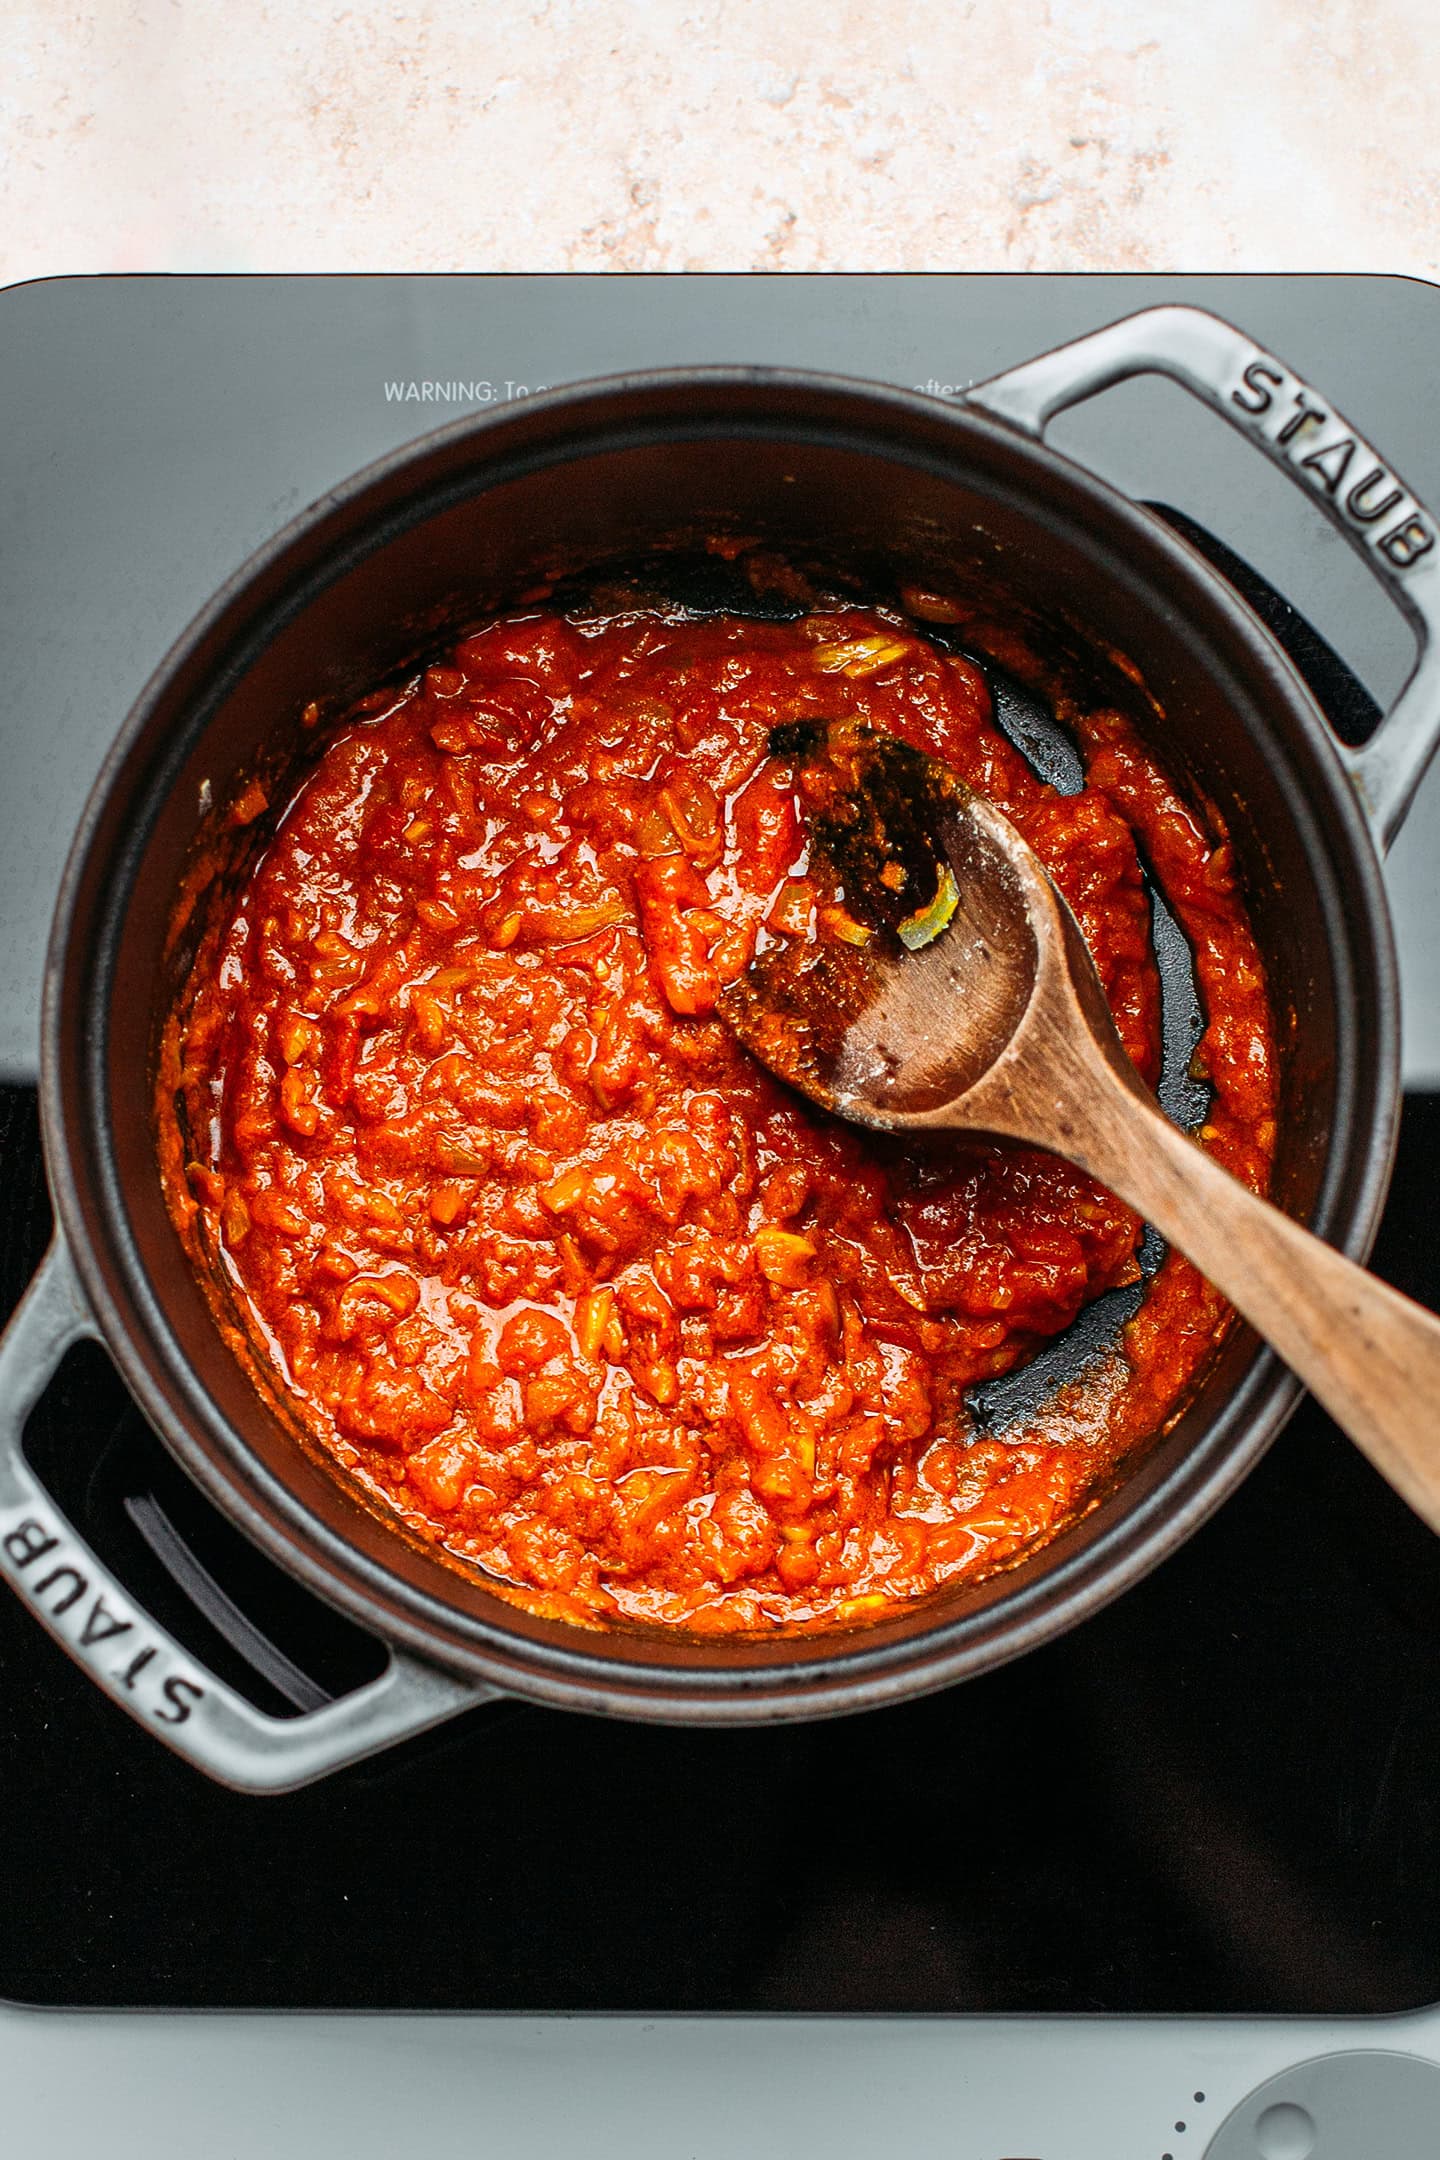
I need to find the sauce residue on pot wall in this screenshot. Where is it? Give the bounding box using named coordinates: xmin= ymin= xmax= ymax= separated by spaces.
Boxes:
xmin=156 ymin=584 xmax=1277 ymax=1634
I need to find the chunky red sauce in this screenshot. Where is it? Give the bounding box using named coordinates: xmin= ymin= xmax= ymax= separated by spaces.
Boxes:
xmin=160 ymin=588 xmax=1277 ymax=1632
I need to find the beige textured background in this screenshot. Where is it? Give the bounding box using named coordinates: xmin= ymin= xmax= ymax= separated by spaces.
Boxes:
xmin=3 ymin=0 xmax=1438 ymax=280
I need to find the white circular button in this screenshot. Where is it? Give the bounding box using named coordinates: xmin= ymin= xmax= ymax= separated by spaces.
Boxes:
xmin=1254 ymin=2102 xmax=1316 ymax=2159
xmin=1205 ymin=2050 xmax=1440 ymax=2158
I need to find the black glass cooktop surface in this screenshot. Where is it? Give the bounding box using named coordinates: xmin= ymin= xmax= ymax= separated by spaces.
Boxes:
xmin=3 ymin=513 xmax=1439 ymax=2017
xmin=5 ymin=1085 xmax=1440 ymax=2015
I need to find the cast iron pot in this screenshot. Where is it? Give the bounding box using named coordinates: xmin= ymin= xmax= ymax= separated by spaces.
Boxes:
xmin=3 ymin=305 xmax=1439 ymax=1793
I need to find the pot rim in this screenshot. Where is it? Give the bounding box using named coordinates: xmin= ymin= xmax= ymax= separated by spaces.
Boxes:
xmin=37 ymin=364 xmax=1403 ymax=1721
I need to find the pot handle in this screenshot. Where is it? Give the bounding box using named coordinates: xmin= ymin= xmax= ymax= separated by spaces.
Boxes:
xmin=966 ymin=303 xmax=1440 ymax=850
xmin=0 ymin=1240 xmax=497 ymax=1794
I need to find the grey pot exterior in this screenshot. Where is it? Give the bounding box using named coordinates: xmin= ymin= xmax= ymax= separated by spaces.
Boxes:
xmin=4 ymin=306 xmax=1439 ymax=1790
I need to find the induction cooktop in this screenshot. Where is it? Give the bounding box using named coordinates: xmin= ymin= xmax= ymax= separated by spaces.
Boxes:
xmin=4 ymin=274 xmax=1440 ymax=2160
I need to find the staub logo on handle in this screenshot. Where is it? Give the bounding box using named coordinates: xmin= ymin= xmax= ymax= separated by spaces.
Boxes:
xmin=0 ymin=1508 xmax=206 ymax=1727
xmin=1230 ymin=354 xmax=1435 ymax=570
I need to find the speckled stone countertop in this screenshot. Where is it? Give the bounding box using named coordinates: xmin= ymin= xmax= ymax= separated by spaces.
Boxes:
xmin=3 ymin=1 xmax=1437 ymax=280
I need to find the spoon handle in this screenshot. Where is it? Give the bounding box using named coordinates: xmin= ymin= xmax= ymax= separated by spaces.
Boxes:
xmin=1071 ymin=1079 xmax=1440 ymax=1532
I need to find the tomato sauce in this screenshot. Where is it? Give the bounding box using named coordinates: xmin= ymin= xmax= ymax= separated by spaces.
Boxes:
xmin=159 ymin=587 xmax=1278 ymax=1632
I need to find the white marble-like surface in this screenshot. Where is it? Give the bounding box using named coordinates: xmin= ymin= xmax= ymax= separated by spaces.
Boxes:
xmin=3 ymin=1 xmax=1439 ymax=281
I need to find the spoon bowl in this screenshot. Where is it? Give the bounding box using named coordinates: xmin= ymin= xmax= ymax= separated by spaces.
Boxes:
xmin=723 ymin=725 xmax=1131 ymax=1134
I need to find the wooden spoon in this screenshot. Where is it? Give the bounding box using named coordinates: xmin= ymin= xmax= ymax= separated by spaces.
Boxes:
xmin=722 ymin=723 xmax=1440 ymax=1533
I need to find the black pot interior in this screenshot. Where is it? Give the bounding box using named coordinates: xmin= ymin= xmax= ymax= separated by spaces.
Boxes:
xmin=49 ymin=378 xmax=1398 ymax=1700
